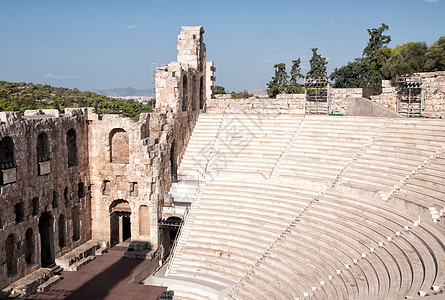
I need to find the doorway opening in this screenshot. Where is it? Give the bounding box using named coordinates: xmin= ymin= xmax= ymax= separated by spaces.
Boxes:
xmin=39 ymin=212 xmax=54 ymax=267
xmin=109 ymin=200 xmax=131 ymax=247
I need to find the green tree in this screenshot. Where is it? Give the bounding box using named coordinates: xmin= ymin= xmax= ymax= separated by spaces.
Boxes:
xmin=330 ymin=58 xmax=382 ymax=88
xmin=363 ymin=23 xmax=391 ymax=68
xmin=307 ymin=48 xmax=327 ymax=79
xmin=230 ymin=90 xmax=253 ymax=99
xmin=213 ymin=85 xmax=226 ymax=95
xmin=424 ymin=36 xmax=445 ymax=71
xmin=287 ymin=59 xmax=305 ymax=94
xmin=267 ymin=63 xmax=288 ymax=98
xmin=382 ymin=42 xmax=428 ymax=81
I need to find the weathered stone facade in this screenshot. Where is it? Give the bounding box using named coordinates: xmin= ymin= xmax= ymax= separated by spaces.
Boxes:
xmin=0 ymin=109 xmax=91 ymax=289
xmin=207 ymin=88 xmax=378 ymax=115
xmin=0 ymin=26 xmax=212 ymax=290
xmin=370 ymin=71 xmax=445 ymax=118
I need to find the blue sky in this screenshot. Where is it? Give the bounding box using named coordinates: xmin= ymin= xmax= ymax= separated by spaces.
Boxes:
xmin=0 ymin=0 xmax=444 ymax=93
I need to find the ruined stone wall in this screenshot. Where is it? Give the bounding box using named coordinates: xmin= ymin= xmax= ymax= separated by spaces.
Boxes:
xmin=329 ymin=88 xmax=362 ymax=115
xmin=206 ymin=88 xmax=363 ymax=115
xmin=156 ymin=26 xmax=213 ymax=180
xmin=370 ymin=72 xmax=445 ymax=118
xmin=207 ymin=94 xmax=305 ymax=114
xmin=0 ymin=109 xmax=90 ymax=289
xmin=89 ymin=26 xmax=212 ymax=249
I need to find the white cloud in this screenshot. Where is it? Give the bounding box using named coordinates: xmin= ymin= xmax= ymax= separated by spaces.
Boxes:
xmin=425 ymin=0 xmax=438 ymax=2
xmin=269 ymin=47 xmax=279 ymax=52
xmin=262 ymin=60 xmax=273 ymax=63
xmin=126 ymin=25 xmax=136 ymax=30
xmin=45 ymin=73 xmax=77 ymax=80
xmin=32 ymin=34 xmax=48 ymax=39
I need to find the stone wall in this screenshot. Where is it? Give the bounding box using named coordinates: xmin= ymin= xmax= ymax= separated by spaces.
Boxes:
xmin=1 ymin=25 xmax=212 ymax=290
xmin=207 ymin=88 xmax=364 ymax=115
xmin=89 ymin=26 xmax=211 ymax=249
xmin=370 ymin=72 xmax=445 ymax=118
xmin=0 ymin=109 xmax=91 ymax=289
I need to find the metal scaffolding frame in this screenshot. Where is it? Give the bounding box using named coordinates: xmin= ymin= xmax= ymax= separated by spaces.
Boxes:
xmin=305 ymin=77 xmax=330 ymax=114
xmin=396 ymin=75 xmax=425 ymax=117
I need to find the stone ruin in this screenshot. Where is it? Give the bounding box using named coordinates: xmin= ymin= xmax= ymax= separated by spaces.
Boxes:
xmin=0 ymin=26 xmax=214 ymax=295
xmin=2 ymin=24 xmax=445 ymax=299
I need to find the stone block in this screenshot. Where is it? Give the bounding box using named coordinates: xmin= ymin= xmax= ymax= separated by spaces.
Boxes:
xmin=38 ymin=161 xmax=51 ymax=176
xmin=1 ymin=167 xmax=16 ymax=184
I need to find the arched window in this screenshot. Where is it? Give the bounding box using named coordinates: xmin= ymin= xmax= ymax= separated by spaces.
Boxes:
xmin=25 ymin=228 xmax=34 ymax=265
xmin=58 ymin=214 xmax=65 ymax=249
xmin=110 ymin=129 xmax=129 ymax=163
xmin=182 ymin=75 xmax=188 ymax=112
xmin=72 ymin=207 xmax=80 ymax=242
xmin=37 ymin=132 xmax=50 ymax=162
xmin=0 ymin=136 xmax=14 ymax=169
xmin=199 ymin=76 xmax=205 ymax=109
xmin=67 ymin=129 xmax=78 ymax=167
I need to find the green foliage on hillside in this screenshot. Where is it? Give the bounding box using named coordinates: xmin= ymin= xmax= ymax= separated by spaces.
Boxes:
xmin=230 ymin=90 xmax=253 ymax=99
xmin=213 ymin=85 xmax=226 ymax=95
xmin=0 ymin=81 xmax=153 ymax=121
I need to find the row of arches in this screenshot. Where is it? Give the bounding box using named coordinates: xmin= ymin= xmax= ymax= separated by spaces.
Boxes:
xmin=182 ymin=75 xmax=205 ymax=112
xmin=5 ymin=208 xmax=82 ymax=276
xmin=0 ymin=129 xmax=78 ymax=174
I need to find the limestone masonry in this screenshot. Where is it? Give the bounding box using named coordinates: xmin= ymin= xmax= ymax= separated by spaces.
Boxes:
xmin=2 ymin=25 xmax=445 ymax=300
xmin=0 ymin=26 xmax=212 ymax=293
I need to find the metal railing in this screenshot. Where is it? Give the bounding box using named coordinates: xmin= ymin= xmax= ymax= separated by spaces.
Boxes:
xmin=164 ymin=205 xmax=191 ymax=276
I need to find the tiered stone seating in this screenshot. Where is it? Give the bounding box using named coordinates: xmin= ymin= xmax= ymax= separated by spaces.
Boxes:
xmin=156 ymin=113 xmax=445 ymax=299
xmin=178 ymin=114 xmax=304 ymax=180
xmin=166 ymin=178 xmax=318 ymax=294
xmin=179 ymin=114 xmax=225 ymax=179
xmin=337 ymin=119 xmax=445 ymax=198
xmin=226 ymin=190 xmax=445 ymax=299
xmin=391 ymin=155 xmax=445 ymax=223
xmin=204 ymin=114 xmax=304 ymax=178
xmin=271 ymin=115 xmax=386 ymax=188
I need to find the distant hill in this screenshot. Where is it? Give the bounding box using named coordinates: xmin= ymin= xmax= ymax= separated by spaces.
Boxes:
xmin=94 ymin=87 xmax=152 ymax=97
xmin=0 ymin=81 xmax=153 ymax=120
xmin=248 ymin=88 xmax=267 ymax=97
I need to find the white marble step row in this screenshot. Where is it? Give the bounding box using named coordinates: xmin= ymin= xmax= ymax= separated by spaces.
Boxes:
xmin=227 ymin=190 xmax=445 ymax=299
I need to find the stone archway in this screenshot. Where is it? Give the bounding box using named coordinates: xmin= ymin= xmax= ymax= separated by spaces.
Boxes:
xmin=109 ymin=200 xmax=131 ymax=247
xmin=38 ymin=212 xmax=54 ymax=267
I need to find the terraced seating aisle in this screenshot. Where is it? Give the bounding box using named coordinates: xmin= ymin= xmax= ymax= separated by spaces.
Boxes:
xmin=336 ymin=118 xmax=445 ymax=199
xmin=390 ymin=155 xmax=445 ymax=223
xmin=155 ymin=113 xmax=445 ymax=299
xmin=271 ymin=115 xmax=387 ymax=188
xmin=225 ymin=190 xmax=445 ymax=300
xmin=166 ymin=178 xmax=318 ymax=295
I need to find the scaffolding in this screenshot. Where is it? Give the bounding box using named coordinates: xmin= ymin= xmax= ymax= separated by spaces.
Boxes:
xmin=151 ymin=62 xmax=158 ymax=99
xmin=396 ymin=75 xmax=425 ymax=117
xmin=305 ymin=77 xmax=330 ymax=114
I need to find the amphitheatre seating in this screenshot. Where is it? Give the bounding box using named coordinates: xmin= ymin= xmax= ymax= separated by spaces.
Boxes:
xmin=158 ymin=113 xmax=445 ymax=299
xmin=336 ymin=118 xmax=445 ymax=198
xmin=166 ymin=178 xmax=318 ymax=293
xmin=226 ymin=189 xmax=445 ymax=299
xmin=178 ymin=114 xmax=304 ymax=179
xmin=391 ymin=155 xmax=445 ymax=223
xmin=271 ymin=115 xmax=386 ymax=187
xmin=179 ymin=114 xmax=225 ymax=179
